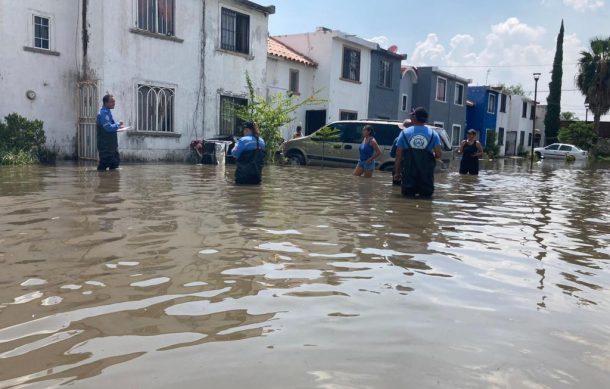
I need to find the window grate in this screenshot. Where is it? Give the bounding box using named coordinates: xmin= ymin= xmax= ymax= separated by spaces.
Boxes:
xmin=342 ymin=48 xmax=361 ymax=81
xmin=34 ymin=16 xmax=50 ymax=49
xmin=221 ymin=8 xmax=249 ymax=54
xmin=219 ymin=96 xmax=248 ymax=135
xmin=137 ymin=85 xmax=175 ymax=132
xmin=137 ymin=0 xmax=175 ymax=36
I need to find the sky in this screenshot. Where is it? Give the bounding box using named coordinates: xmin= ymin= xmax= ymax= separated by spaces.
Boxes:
xmin=268 ymin=0 xmax=610 ymax=120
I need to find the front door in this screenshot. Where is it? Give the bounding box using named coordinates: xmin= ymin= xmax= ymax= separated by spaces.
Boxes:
xmin=505 ymin=131 xmax=517 ymax=156
xmin=77 ymin=81 xmax=99 ymax=160
xmin=305 ymin=109 xmax=327 ymax=135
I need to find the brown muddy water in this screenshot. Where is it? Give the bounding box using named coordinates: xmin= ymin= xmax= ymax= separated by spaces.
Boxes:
xmin=0 ymin=160 xmax=609 ymax=388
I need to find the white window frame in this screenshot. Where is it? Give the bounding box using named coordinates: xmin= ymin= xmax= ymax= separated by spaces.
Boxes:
xmin=436 ymin=76 xmax=447 ymax=102
xmin=340 ymin=110 xmax=358 ymax=121
xmin=451 ymin=124 xmax=462 ymax=147
xmin=487 ymin=94 xmax=496 ymax=114
xmin=379 ymin=59 xmax=392 ymax=88
xmin=454 ymin=82 xmax=464 ymax=106
xmin=433 ymin=121 xmax=445 ymax=129
xmin=136 ymin=82 xmax=176 ymax=133
xmin=28 ymin=11 xmax=56 ymax=51
xmin=289 ymin=68 xmax=300 ymax=95
xmin=401 ymin=94 xmax=408 ymax=112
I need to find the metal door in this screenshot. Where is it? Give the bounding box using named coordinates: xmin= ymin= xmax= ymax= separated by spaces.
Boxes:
xmin=77 ymin=81 xmax=99 ymax=160
xmin=505 ymin=131 xmax=517 ymax=156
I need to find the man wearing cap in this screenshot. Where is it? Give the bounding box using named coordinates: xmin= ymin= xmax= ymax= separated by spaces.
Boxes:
xmin=393 ymin=107 xmax=442 ymax=198
xmin=231 ymin=121 xmax=266 ymax=185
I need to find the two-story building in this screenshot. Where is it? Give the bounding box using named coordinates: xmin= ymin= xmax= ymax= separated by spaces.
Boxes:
xmin=266 ymin=37 xmax=321 ymax=141
xmin=466 ymin=86 xmax=500 ymax=148
xmin=0 ymin=0 xmax=275 ymax=161
xmin=272 ymin=27 xmax=405 ymax=135
xmin=398 ymin=66 xmax=418 ymax=123
xmin=411 ymin=67 xmax=471 ymax=148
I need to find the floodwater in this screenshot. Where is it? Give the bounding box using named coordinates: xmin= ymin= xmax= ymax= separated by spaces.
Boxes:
xmin=0 ymin=160 xmax=609 ymax=388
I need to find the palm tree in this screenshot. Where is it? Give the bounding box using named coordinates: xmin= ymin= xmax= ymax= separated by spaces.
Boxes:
xmin=576 ymin=37 xmax=610 ymax=135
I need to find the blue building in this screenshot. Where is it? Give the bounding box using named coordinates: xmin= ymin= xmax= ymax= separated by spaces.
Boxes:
xmin=466 ymin=86 xmax=500 ymax=146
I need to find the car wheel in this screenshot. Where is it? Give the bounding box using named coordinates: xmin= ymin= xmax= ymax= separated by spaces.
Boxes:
xmin=380 ymin=163 xmax=394 ymax=172
xmin=286 ymin=150 xmax=305 ymax=165
xmin=535 ymin=151 xmax=542 ymax=159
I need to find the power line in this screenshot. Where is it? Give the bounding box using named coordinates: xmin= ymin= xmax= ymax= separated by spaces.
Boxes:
xmin=438 ymin=63 xmax=579 ymax=69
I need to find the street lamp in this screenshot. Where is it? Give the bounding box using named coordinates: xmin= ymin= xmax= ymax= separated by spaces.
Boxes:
xmin=530 ymin=73 xmax=541 ymax=171
xmin=585 ymin=103 xmax=589 ymax=123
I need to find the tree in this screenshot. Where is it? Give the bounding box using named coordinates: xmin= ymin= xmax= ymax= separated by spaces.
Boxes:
xmin=545 ymin=20 xmax=564 ymax=144
xmin=558 ymin=122 xmax=597 ymax=150
xmin=560 ymin=111 xmax=579 ymax=121
xmin=311 ymin=126 xmax=341 ymax=168
xmin=576 ymin=37 xmax=610 ymax=136
xmin=497 ymin=83 xmax=530 ymax=97
xmin=484 ymin=130 xmax=499 ymax=159
xmin=234 ymin=73 xmax=324 ymax=162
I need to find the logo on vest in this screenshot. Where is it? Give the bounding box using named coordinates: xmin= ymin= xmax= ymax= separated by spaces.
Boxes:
xmin=409 ymin=134 xmax=429 ymax=149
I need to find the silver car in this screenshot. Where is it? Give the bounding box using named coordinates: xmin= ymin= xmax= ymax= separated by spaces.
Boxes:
xmin=282 ymin=119 xmax=453 ymax=171
xmin=534 ymin=143 xmax=588 ymax=159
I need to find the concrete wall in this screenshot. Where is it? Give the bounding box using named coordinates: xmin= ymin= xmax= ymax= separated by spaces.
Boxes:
xmin=266 ymin=57 xmax=322 ymax=141
xmin=0 ymin=0 xmax=80 ymax=156
xmin=398 ymin=68 xmax=416 ymax=122
xmin=368 ymin=50 xmax=402 ymax=120
xmin=413 ymin=67 xmax=468 ymax=141
xmin=508 ymin=95 xmax=535 ymax=153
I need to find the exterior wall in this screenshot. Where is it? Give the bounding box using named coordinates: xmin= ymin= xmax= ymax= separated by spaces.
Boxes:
xmin=398 ymin=68 xmax=416 ymax=122
xmin=413 ymin=67 xmax=468 ymax=145
xmin=266 ymin=56 xmax=321 ymax=140
xmin=368 ymin=50 xmax=402 ymax=120
xmin=274 ymin=29 xmax=373 ymax=124
xmin=466 ymin=86 xmax=498 ymax=145
xmin=0 ymin=0 xmax=80 ymax=156
xmin=508 ymin=95 xmax=535 ymax=154
xmin=1 ymin=0 xmax=271 ymax=161
xmin=496 ymin=92 xmax=510 ymax=156
xmin=535 ymin=105 xmax=546 ymax=146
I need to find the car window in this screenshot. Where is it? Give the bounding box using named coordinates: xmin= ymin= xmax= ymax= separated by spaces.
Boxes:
xmin=434 ymin=128 xmax=452 ymax=151
xmin=340 ymin=122 xmax=362 ymax=143
xmin=546 ymin=144 xmax=560 ymax=150
xmin=559 ymin=145 xmax=572 ymax=151
xmin=312 ymin=122 xmax=347 ymax=143
xmin=374 ymin=124 xmax=402 ymax=146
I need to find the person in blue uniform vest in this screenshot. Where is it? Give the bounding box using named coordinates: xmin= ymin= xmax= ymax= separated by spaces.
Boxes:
xmin=393 ymin=107 xmax=442 ymax=198
xmin=231 ymin=121 xmax=266 ymax=185
xmin=96 ymin=94 xmax=124 ymax=171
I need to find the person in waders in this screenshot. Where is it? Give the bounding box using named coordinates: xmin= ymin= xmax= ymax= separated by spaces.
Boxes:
xmin=96 ymin=94 xmax=124 ymax=171
xmin=231 ymin=122 xmax=266 ymax=185
xmin=458 ymin=129 xmax=483 ymax=175
xmin=393 ymin=107 xmax=442 ymax=198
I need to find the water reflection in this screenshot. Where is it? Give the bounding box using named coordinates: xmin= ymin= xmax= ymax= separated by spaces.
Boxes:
xmin=1 ymin=161 xmax=610 ymax=387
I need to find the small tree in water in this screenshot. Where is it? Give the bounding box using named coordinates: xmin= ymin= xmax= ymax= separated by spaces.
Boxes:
xmin=234 ymin=73 xmax=324 ymax=162
xmin=311 ymin=126 xmax=341 ymax=168
xmin=484 ymin=130 xmax=500 ymax=159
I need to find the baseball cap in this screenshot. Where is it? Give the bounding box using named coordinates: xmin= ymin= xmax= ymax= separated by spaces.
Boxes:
xmin=243 ymin=121 xmax=255 ymax=130
xmin=410 ymin=107 xmax=428 ymax=122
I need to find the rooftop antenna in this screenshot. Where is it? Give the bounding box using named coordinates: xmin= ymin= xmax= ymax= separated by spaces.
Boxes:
xmin=485 ymin=69 xmax=491 ymax=85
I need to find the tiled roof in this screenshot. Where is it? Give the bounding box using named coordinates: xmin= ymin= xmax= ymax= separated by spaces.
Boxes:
xmin=268 ymin=37 xmax=317 ymax=67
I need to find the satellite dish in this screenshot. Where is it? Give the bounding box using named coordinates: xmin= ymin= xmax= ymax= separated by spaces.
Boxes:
xmin=388 ymin=45 xmax=398 ymax=53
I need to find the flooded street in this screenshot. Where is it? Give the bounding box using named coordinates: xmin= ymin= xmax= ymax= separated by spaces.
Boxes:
xmin=1 ymin=160 xmax=610 ymax=388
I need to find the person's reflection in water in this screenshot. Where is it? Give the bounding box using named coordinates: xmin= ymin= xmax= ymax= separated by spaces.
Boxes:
xmin=93 ymin=170 xmax=122 ymax=231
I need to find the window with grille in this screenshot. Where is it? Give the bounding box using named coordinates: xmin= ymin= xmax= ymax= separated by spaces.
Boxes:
xmin=379 ymin=60 xmax=392 ymax=88
xmin=522 ymin=102 xmax=528 ymax=118
xmin=137 ymin=85 xmax=175 ymax=132
xmin=436 ymin=77 xmax=447 ymax=102
xmin=341 ymin=47 xmax=360 ymax=81
xmin=500 ymin=94 xmax=507 ymax=112
xmin=34 ymin=16 xmax=50 ymax=49
xmin=137 ymin=0 xmax=175 ymax=36
xmin=401 ymin=95 xmax=408 ymax=112
xmin=219 ymin=96 xmax=248 ymax=135
xmin=289 ymin=69 xmax=299 ymax=94
xmin=498 ymin=127 xmax=505 ymax=145
xmin=221 ymin=8 xmax=250 ymax=54
xmin=452 ymin=125 xmax=461 ymax=147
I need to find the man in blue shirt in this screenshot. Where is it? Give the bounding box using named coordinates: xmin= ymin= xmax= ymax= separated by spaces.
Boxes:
xmin=393 ymin=107 xmax=442 ymax=198
xmin=96 ymin=94 xmax=124 ymax=171
xmin=231 ymin=122 xmax=266 ymax=185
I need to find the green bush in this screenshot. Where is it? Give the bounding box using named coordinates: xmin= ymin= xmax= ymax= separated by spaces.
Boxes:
xmin=591 ymin=138 xmax=610 ymax=158
xmin=484 ymin=131 xmax=500 ymax=159
xmin=0 ymin=113 xmax=48 ymax=165
xmin=557 ymin=122 xmax=596 ymax=150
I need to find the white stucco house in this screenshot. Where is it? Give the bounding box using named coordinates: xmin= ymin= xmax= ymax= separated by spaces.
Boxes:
xmin=273 ymin=27 xmax=376 ymax=135
xmin=266 ymin=37 xmax=321 ymax=141
xmin=505 ymin=94 xmax=536 ymax=156
xmin=0 ymin=0 xmax=275 ymax=161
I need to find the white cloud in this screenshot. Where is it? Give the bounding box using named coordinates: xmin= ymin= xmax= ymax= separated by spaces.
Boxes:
xmin=408 ymin=18 xmax=591 ymax=118
xmin=563 ymin=0 xmax=605 ymax=11
xmin=367 ymin=35 xmax=389 ymax=48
